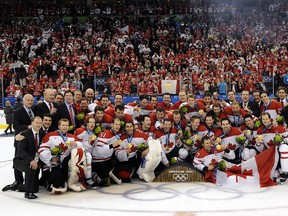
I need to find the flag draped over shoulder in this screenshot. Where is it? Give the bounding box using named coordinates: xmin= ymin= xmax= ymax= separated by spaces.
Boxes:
xmin=216 ymin=146 xmax=279 ymax=187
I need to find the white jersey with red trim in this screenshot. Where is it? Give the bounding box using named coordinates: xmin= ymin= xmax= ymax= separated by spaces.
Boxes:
xmin=115 ymin=132 xmax=148 ymax=162
xmin=193 ymin=147 xmax=235 ymax=172
xmin=155 ymin=128 xmax=182 ymax=165
xmin=260 ymin=99 xmax=283 ymax=120
xmin=92 ymin=129 xmax=120 ymax=162
xmin=124 ymin=102 xmax=154 ymax=119
xmin=38 ymin=131 xmax=82 ymax=171
xmin=214 ymin=127 xmax=242 ymax=150
xmin=74 ymin=127 xmax=95 ymax=154
xmin=256 ymin=125 xmax=288 ymax=152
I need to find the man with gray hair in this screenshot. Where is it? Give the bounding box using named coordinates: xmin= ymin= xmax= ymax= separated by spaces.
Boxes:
xmin=2 ymin=94 xmax=35 ymax=192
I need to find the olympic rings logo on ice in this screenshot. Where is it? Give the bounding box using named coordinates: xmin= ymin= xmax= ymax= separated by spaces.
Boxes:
xmin=172 ymin=173 xmax=189 ymax=182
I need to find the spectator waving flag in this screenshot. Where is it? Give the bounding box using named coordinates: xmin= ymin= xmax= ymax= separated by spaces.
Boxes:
xmin=119 ymin=25 xmax=133 ymax=35
xmin=216 ymin=146 xmax=278 ymax=187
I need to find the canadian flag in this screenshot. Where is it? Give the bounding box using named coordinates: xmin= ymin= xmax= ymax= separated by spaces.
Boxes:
xmin=216 ymin=146 xmax=279 ymax=187
xmin=119 ymin=25 xmax=133 ymax=35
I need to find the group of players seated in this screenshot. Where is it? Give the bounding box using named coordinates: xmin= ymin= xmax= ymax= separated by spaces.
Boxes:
xmin=3 ymin=87 xmax=288 ymax=199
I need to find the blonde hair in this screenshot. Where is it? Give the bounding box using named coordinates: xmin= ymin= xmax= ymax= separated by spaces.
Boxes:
xmin=5 ymin=101 xmax=11 ymax=106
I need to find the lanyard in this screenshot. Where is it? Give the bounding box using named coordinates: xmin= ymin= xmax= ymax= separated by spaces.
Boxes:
xmin=261 ymin=123 xmax=273 ymax=134
xmin=165 ymin=131 xmax=170 ymax=146
xmin=86 ymin=127 xmax=93 ymax=136
xmin=220 ymin=129 xmax=230 ymax=139
xmin=127 ymin=133 xmax=133 ymax=143
xmin=58 ymin=130 xmax=68 ymax=142
xmin=111 ymin=128 xmax=120 ymax=140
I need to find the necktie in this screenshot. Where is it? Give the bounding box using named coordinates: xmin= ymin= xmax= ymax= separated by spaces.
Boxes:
xmin=28 ymin=109 xmax=33 ymax=120
xmin=49 ymin=103 xmax=53 ymax=111
xmin=35 ymin=133 xmax=38 ymax=149
xmin=69 ymin=105 xmax=75 ymax=126
xmin=281 ymin=100 xmax=284 ymax=107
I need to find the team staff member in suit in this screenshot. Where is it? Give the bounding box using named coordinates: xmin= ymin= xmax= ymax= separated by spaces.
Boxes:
xmin=2 ymin=94 xmax=35 ymax=192
xmin=34 ymin=88 xmax=58 ymax=131
xmin=13 ymin=116 xmax=44 ymax=199
xmin=55 ymin=90 xmax=79 ymax=132
xmin=240 ymin=90 xmax=260 ymax=117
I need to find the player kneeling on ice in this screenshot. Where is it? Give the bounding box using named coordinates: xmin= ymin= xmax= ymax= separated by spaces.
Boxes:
xmin=154 ymin=118 xmax=189 ymax=170
xmin=113 ymin=121 xmax=161 ymax=183
xmin=39 ymin=118 xmax=86 ymax=193
xmin=193 ymin=136 xmax=236 ymax=183
xmin=74 ymin=116 xmax=98 ymax=189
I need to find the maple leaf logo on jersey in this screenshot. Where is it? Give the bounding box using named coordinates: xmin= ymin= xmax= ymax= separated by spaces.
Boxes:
xmin=210 ymin=158 xmax=219 ymax=166
xmin=59 ymin=142 xmax=68 ymax=152
xmin=266 ymin=139 xmax=274 ymax=147
xmin=130 ymin=145 xmax=137 ymax=152
xmin=164 ymin=141 xmax=174 ymax=148
xmin=227 ymin=143 xmax=236 ymax=150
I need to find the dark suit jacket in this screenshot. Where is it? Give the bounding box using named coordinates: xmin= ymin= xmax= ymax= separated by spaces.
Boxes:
xmin=13 ymin=106 xmax=33 ymax=136
xmin=34 ymin=102 xmax=58 ymax=130
xmin=240 ymin=101 xmax=260 ymax=117
xmin=14 ymin=129 xmax=45 ymax=172
xmin=281 ymin=106 xmax=288 ymax=125
xmin=55 ymin=102 xmax=79 ymax=128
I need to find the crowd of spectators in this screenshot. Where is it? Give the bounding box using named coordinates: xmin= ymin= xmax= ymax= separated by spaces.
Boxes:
xmin=0 ymin=0 xmax=287 ymax=101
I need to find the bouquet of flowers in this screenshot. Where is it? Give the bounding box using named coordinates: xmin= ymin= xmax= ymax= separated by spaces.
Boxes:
xmin=169 ymin=157 xmax=178 ymax=165
xmin=184 ymin=138 xmax=194 ymax=146
xmin=235 ymin=135 xmax=247 ymax=145
xmin=276 ymin=116 xmax=284 ymax=125
xmin=76 ymin=113 xmax=85 ymax=121
xmin=274 ymin=134 xmax=284 ymax=145
xmin=215 ymin=160 xmax=226 ymax=171
xmin=94 ymin=125 xmax=104 ymax=135
xmin=137 ymin=143 xmax=149 ymax=152
xmin=182 ymin=130 xmax=191 ymax=140
xmin=180 ymin=106 xmax=188 ymax=116
xmin=68 ymin=125 xmax=75 ymax=131
xmin=51 ymin=145 xmax=65 ymax=156
xmin=254 ymin=119 xmax=262 ymax=128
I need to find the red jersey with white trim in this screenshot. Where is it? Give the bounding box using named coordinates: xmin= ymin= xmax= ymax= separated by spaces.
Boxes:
xmin=138 ymin=125 xmax=156 ymax=138
xmin=38 ymin=131 xmax=82 ymax=171
xmin=124 ymin=102 xmax=154 ymax=119
xmin=86 ymin=113 xmax=113 ymax=129
xmin=260 ymin=99 xmax=283 ymax=120
xmin=115 ymin=132 xmax=148 ymax=162
xmin=223 ymin=106 xmax=248 ymax=127
xmin=92 ymin=129 xmax=121 ymax=162
xmin=157 ymin=101 xmax=174 ymax=111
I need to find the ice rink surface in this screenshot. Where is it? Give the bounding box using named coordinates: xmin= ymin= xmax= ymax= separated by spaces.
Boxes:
xmin=0 ymin=130 xmax=288 ymax=216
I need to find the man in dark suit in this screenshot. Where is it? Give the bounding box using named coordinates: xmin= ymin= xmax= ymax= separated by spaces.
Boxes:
xmin=55 ymin=90 xmax=79 ymax=132
xmin=240 ymin=90 xmax=260 ymax=117
xmin=14 ymin=116 xmax=44 ymax=199
xmin=34 ymin=88 xmax=58 ymax=131
xmin=2 ymin=94 xmax=35 ymax=192
xmin=252 ymin=89 xmax=263 ymax=108
xmin=41 ymin=113 xmax=54 ymax=134
xmin=276 ymin=86 xmax=288 ymax=108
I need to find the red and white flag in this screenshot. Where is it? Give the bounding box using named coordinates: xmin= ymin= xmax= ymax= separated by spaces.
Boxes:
xmin=119 ymin=25 xmax=133 ymax=35
xmin=216 ymin=146 xmax=279 ymax=187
